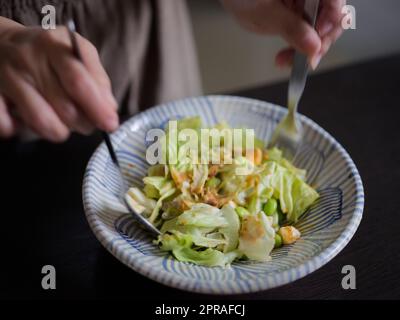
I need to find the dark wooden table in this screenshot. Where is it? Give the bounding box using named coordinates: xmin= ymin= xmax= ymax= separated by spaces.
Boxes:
xmin=1 ymin=54 xmax=400 ymax=300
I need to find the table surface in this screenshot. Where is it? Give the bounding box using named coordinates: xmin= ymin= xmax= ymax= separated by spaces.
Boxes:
xmin=1 ymin=54 xmax=400 ymax=300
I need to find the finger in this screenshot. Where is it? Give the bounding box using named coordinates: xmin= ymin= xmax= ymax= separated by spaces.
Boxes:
xmin=275 ymin=47 xmax=295 ymax=68
xmin=0 ymin=95 xmax=17 ymax=138
xmin=319 ymin=25 xmax=343 ymax=56
xmin=309 ymin=25 xmax=343 ymax=70
xmin=75 ymin=33 xmax=117 ymax=109
xmin=316 ymin=0 xmax=346 ymax=37
xmin=49 ymin=47 xmax=119 ymax=132
xmin=75 ymin=35 xmax=113 ymax=89
xmin=43 ymin=68 xmax=95 ymax=135
xmin=273 ymin=2 xmax=321 ymax=60
xmin=1 ymin=65 xmax=70 ymax=142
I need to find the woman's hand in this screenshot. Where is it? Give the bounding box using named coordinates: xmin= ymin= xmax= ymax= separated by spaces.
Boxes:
xmin=0 ymin=22 xmax=118 ymax=142
xmin=221 ymin=0 xmax=346 ymax=69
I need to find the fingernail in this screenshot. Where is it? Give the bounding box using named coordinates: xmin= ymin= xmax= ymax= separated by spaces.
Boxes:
xmin=105 ymin=113 xmax=119 ymax=132
xmin=310 ymin=54 xmax=322 ymax=70
xmin=319 ymin=22 xmax=334 ymax=37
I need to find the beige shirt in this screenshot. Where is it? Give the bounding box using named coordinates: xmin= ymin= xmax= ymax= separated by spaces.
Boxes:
xmin=0 ymin=0 xmax=202 ymax=116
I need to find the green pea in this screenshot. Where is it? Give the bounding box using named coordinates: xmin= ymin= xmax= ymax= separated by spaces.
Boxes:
xmin=263 ymin=198 xmax=277 ymax=216
xmin=206 ymin=177 xmax=221 ymax=188
xmin=274 ymin=234 xmax=283 ymax=248
xmin=235 ymin=207 xmax=250 ymax=218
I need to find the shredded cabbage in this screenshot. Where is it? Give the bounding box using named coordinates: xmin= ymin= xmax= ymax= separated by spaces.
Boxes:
xmin=126 ymin=117 xmax=319 ymax=267
xmin=238 ymin=212 xmax=275 ymax=261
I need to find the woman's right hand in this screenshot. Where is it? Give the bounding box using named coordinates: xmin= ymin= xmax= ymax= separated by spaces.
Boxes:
xmin=0 ymin=23 xmax=118 ymax=142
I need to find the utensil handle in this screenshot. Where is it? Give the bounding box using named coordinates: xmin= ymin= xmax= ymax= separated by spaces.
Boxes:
xmin=66 ymin=19 xmax=121 ymax=168
xmin=66 ymin=20 xmax=83 ymax=61
xmin=102 ymin=131 xmax=120 ymax=167
xmin=288 ymin=0 xmax=320 ymax=113
xmin=303 ymin=0 xmax=320 ymax=28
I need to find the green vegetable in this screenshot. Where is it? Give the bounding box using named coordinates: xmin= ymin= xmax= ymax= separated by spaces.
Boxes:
xmin=157 ymin=231 xmax=239 ymax=267
xmin=143 ymin=176 xmax=175 ymax=197
xmin=189 ymin=228 xmax=226 ymax=248
xmin=128 ymin=117 xmax=320 ymax=267
xmin=265 ymin=147 xmax=306 ymax=180
xmin=266 ymin=147 xmax=282 ymax=162
xmin=191 ymin=164 xmax=208 ymax=193
xmin=259 ymin=186 xmax=274 ymax=202
xmin=147 ymin=164 xmax=167 ymax=177
xmin=161 ymin=117 xmax=202 ymax=173
xmin=125 ymin=187 xmax=157 ymax=217
xmin=148 ymin=188 xmax=176 ymax=223
xmin=247 ymin=192 xmax=261 ymax=215
xmin=263 ymin=198 xmax=278 ymax=216
xmin=235 ymin=206 xmax=250 ymax=218
xmin=158 ymin=232 xmax=193 ymax=251
xmin=274 ymin=234 xmax=283 ymax=248
xmin=160 ymin=219 xmax=222 ymax=247
xmin=219 ymin=204 xmax=240 ymax=252
xmin=289 ymin=178 xmax=319 ymax=222
xmin=280 ymin=158 xmax=306 ymax=181
xmin=264 ymin=161 xmax=319 ymax=222
xmin=238 ymin=212 xmax=276 ymax=262
xmin=254 ymin=137 xmax=265 ymax=149
xmin=206 ymin=177 xmax=221 ymax=188
xmin=176 ymin=116 xmax=202 ymax=131
xmin=172 ymin=247 xmax=238 ymax=267
xmin=177 ymin=204 xmax=227 ymax=228
xmin=143 ymin=184 xmax=159 ymax=199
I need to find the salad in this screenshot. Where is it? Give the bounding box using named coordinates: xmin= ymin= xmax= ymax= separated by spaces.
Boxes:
xmin=125 ymin=117 xmax=319 ymax=267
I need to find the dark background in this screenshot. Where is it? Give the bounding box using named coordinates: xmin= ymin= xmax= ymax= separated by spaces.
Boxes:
xmin=1 ymin=55 xmax=400 ymax=300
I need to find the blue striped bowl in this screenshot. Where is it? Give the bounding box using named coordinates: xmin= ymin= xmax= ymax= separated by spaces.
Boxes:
xmin=83 ymin=95 xmax=364 ymax=294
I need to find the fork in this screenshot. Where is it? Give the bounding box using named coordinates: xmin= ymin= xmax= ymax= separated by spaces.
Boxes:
xmin=269 ymin=0 xmax=320 ymax=160
xmin=66 ymin=19 xmax=161 ymax=237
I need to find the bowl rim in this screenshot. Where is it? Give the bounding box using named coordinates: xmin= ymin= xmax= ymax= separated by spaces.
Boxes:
xmin=82 ymin=95 xmax=364 ymax=295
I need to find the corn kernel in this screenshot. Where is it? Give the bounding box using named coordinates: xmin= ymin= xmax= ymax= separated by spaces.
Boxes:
xmin=279 ymin=226 xmax=301 ymax=245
